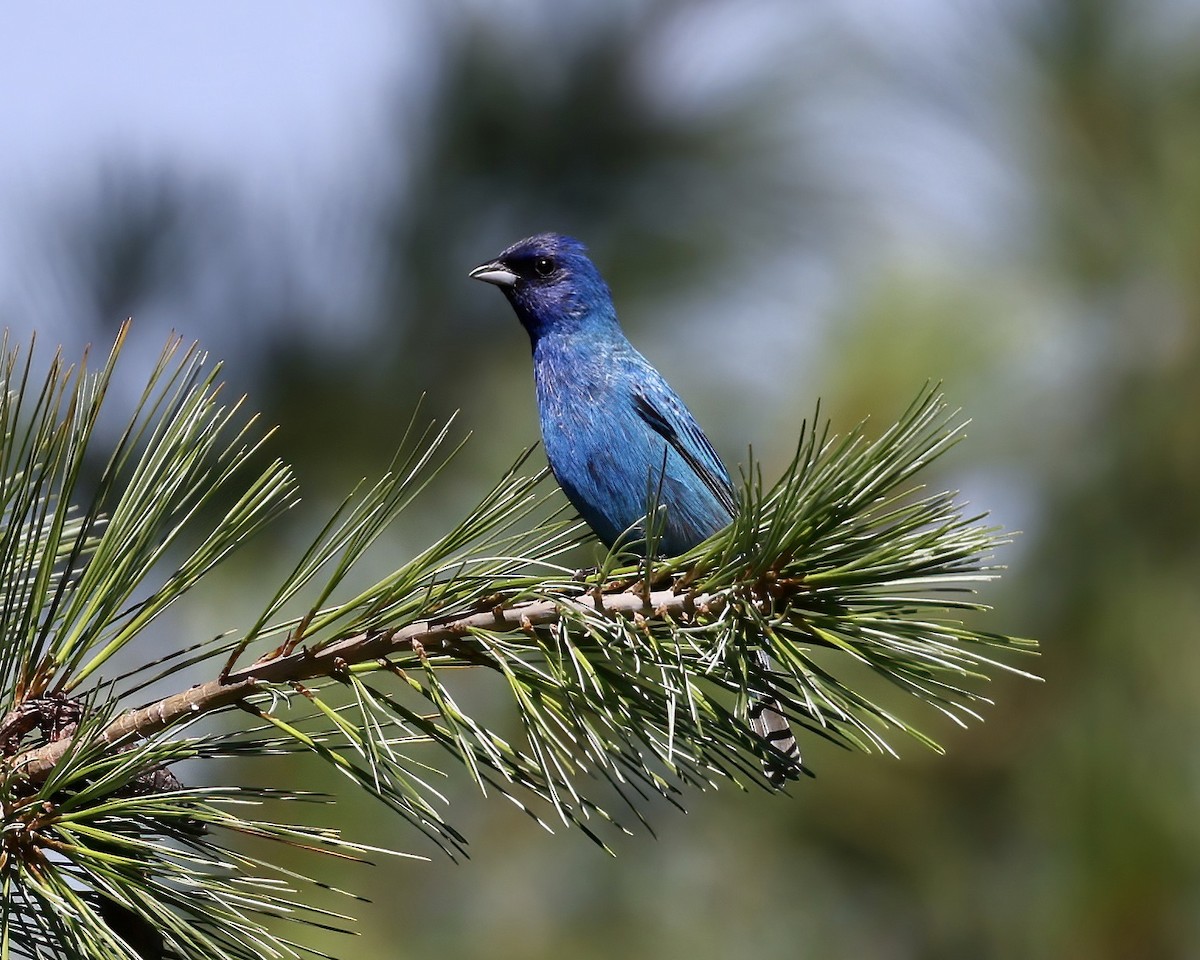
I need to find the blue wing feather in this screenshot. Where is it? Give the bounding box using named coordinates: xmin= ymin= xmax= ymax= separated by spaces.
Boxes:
xmin=632 ymin=383 xmax=737 ymax=520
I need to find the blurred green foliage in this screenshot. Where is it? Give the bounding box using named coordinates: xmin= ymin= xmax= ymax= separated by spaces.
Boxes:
xmin=18 ymin=0 xmax=1200 ymax=956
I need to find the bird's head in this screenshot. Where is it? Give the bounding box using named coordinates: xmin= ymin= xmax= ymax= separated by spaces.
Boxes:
xmin=470 ymin=233 xmax=618 ymax=342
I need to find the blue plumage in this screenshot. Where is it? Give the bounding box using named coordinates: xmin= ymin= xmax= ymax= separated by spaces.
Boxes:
xmin=470 ymin=232 xmax=800 ymax=784
xmin=469 ymin=233 xmax=733 ymax=554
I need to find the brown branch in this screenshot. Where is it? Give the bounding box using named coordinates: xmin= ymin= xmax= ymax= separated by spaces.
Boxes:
xmin=8 ymin=584 xmax=725 ymax=786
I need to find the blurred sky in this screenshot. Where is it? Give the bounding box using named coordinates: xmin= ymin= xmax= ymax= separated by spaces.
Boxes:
xmin=0 ymin=3 xmax=400 ymax=344
xmin=0 ymin=4 xmax=398 ymax=207
xmin=0 ymin=1 xmax=1027 ymax=340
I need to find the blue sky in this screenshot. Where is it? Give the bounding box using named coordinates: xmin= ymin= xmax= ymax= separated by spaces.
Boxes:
xmin=0 ymin=2 xmax=1025 ymax=324
xmin=0 ymin=4 xmax=398 ymax=200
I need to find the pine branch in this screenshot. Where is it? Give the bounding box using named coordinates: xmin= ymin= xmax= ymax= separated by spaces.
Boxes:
xmin=0 ymin=329 xmax=1036 ymax=960
xmin=11 ymin=584 xmax=749 ymax=784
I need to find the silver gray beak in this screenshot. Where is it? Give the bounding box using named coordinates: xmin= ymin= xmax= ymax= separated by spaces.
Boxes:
xmin=469 ymin=261 xmax=518 ymax=288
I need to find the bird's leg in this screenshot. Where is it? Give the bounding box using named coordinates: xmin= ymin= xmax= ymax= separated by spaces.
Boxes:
xmin=638 ymin=555 xmax=654 ymax=610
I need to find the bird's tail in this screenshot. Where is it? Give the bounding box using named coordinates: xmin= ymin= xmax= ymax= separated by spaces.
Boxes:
xmin=749 ymin=649 xmax=802 ymax=787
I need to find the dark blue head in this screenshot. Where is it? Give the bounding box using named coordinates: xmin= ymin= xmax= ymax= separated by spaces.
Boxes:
xmin=470 ymin=233 xmax=620 ymax=343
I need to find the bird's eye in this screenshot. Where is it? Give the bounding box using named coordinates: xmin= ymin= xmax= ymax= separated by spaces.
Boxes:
xmin=533 ymin=256 xmax=554 ymax=277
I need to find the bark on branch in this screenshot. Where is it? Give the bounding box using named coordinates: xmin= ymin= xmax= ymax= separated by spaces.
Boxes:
xmin=8 ymin=584 xmax=726 ymax=786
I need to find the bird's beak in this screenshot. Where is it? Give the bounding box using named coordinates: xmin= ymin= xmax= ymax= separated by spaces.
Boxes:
xmin=469 ymin=260 xmax=518 ymax=288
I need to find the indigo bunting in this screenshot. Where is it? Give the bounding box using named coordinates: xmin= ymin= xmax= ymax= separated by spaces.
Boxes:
xmin=470 ymin=232 xmax=800 ymax=786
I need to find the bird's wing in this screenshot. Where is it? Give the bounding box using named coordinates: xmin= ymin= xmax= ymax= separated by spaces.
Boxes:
xmin=632 ymin=383 xmax=738 ymax=519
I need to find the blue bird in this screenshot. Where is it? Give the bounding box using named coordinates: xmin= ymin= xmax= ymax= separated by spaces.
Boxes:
xmin=470 ymin=232 xmax=800 ymax=786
